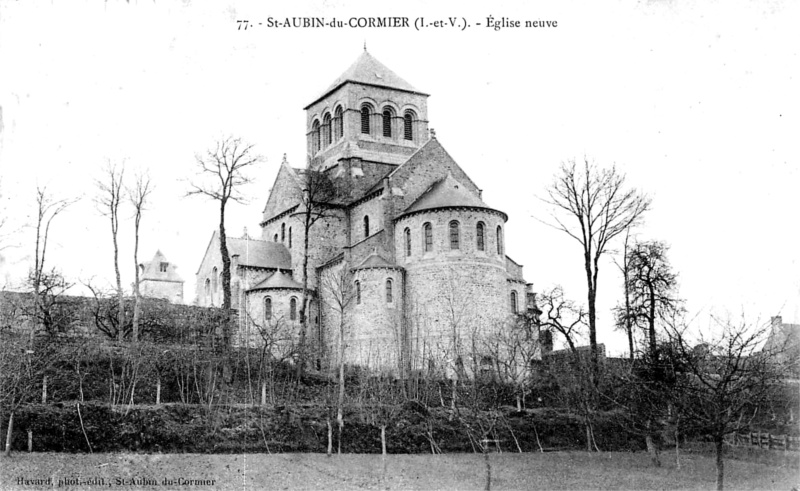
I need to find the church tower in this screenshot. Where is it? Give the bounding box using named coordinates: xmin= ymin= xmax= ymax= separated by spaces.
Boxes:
xmin=304 ymin=50 xmax=430 ymax=171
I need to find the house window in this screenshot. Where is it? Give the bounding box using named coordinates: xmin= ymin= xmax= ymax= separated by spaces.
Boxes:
xmin=355 ymin=281 xmax=361 ymax=304
xmin=160 ymin=262 xmax=168 ymax=272
xmin=423 ymin=222 xmax=433 ymax=252
xmin=311 ymin=120 xmax=321 ymax=154
xmin=290 ymin=297 xmax=297 ymax=321
xmin=386 ymin=279 xmax=393 ymax=303
xmin=281 ymin=223 xmax=286 ymax=242
xmin=323 ymin=113 xmax=332 ymax=147
xmin=361 ymin=104 xmax=372 ymax=134
xmin=265 ymin=297 xmax=272 ymax=320
xmin=334 ymin=106 xmax=343 ymax=140
xmin=404 ymin=227 xmax=411 ymax=257
xmin=212 ymin=267 xmax=218 ymax=292
xmin=449 ymin=221 xmax=460 ymax=250
xmin=288 ymin=227 xmax=292 ymax=249
xmin=510 ymin=291 xmax=517 ymax=313
xmin=404 ymin=111 xmax=415 ymax=141
xmin=476 ymin=222 xmax=485 ymax=251
xmin=363 ymin=215 xmax=370 ymax=238
xmin=496 ymin=226 xmax=504 ymax=255
xmin=382 ymin=108 xmax=393 ymax=138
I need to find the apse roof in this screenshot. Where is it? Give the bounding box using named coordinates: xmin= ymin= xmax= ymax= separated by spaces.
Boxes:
xmin=354 ymin=253 xmax=400 ymax=270
xmin=247 ymin=271 xmax=303 ymax=291
xmin=305 ymin=51 xmax=427 ymax=109
xmin=400 ymin=172 xmax=503 ymax=218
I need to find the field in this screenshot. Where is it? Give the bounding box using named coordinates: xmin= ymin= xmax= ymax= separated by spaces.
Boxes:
xmin=1 ymin=451 xmax=797 ymax=491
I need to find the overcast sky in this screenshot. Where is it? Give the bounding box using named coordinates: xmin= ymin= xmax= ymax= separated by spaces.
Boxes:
xmin=1 ymin=0 xmax=797 ymax=355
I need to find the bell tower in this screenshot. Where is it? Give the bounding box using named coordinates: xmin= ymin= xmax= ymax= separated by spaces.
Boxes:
xmin=304 ymin=50 xmax=430 ymax=171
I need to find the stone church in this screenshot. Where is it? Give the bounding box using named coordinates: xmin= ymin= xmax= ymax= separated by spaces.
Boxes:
xmin=196 ymin=50 xmax=538 ymax=373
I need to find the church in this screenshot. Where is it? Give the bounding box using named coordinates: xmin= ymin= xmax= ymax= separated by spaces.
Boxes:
xmin=196 ymin=50 xmax=538 ymax=373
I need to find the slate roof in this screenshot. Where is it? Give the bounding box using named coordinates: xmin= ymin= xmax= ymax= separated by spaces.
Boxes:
xmin=399 ymin=172 xmax=505 ymax=219
xmin=354 ymin=253 xmax=401 ymax=270
xmin=247 ymin=271 xmax=304 ymax=292
xmin=140 ymin=250 xmax=184 ymax=282
xmin=305 ymin=51 xmax=427 ymax=109
xmin=226 ymin=235 xmax=292 ymax=270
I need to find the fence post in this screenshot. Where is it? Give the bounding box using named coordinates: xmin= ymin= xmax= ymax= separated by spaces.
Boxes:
xmin=783 ymin=435 xmax=788 ymax=451
xmin=767 ymin=433 xmax=772 ymax=450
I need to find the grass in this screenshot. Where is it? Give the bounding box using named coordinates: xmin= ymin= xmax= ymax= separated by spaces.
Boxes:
xmin=0 ymin=451 xmax=797 ymax=490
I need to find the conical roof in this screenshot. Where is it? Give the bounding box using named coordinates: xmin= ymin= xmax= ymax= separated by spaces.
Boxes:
xmin=354 ymin=252 xmax=400 ymax=271
xmin=247 ymin=271 xmax=303 ymax=292
xmin=400 ymin=172 xmax=505 ymax=219
xmin=305 ymin=51 xmax=427 ymax=109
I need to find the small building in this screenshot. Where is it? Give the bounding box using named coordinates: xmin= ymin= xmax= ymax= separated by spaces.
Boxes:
xmin=139 ymin=250 xmax=184 ymax=304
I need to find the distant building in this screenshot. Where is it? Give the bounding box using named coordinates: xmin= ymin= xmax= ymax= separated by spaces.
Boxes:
xmin=764 ymin=315 xmax=800 ymax=370
xmin=139 ymin=250 xmax=184 ymax=304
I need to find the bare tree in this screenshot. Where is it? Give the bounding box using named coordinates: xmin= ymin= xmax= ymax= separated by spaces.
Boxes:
xmin=613 ymin=229 xmax=636 ymax=360
xmin=318 ymin=263 xmax=359 ymax=454
xmin=545 ymin=158 xmax=650 ymax=369
xmin=667 ymin=316 xmax=786 ymax=491
xmin=128 ymin=172 xmax=152 ymax=342
xmin=294 ymin=168 xmax=337 ymax=372
xmin=95 ymin=163 xmax=126 ymax=342
xmin=188 ymin=137 xmax=260 ymax=343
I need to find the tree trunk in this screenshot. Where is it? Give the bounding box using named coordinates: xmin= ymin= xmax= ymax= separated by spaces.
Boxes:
xmin=5 ymin=411 xmax=14 ymax=456
xmin=586 ymin=423 xmax=592 ymax=452
xmin=27 ymin=429 xmax=32 ymax=453
xmin=715 ymin=437 xmax=725 ymax=491
xmin=114 ymin=222 xmax=124 ymax=343
xmin=296 ymin=213 xmax=313 ymax=377
xmin=483 ymin=445 xmax=492 ymax=491
xmin=219 ymin=200 xmax=232 ymax=344
xmin=645 ymin=433 xmax=661 ymax=467
xmin=42 ymin=375 xmax=47 ymax=404
xmin=326 ymin=418 xmax=333 ymax=456
xmin=261 ymin=381 xmax=267 ymax=406
xmin=155 ymin=377 xmax=161 ymax=405
xmin=381 ymin=425 xmax=387 ymax=479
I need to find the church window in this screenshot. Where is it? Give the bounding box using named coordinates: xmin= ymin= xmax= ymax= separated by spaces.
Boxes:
xmin=212 ymin=267 xmax=218 ymax=292
xmin=355 ymin=281 xmax=361 ymax=304
xmin=423 ymin=222 xmax=433 ymax=252
xmin=361 ymin=104 xmax=372 ymax=134
xmin=281 ymin=223 xmax=286 ymax=242
xmin=290 ymin=297 xmax=297 ymax=320
xmin=288 ymin=227 xmax=292 ymax=248
xmin=510 ymin=291 xmax=518 ymax=313
xmin=404 ymin=227 xmax=411 ymax=257
xmin=404 ymin=111 xmax=415 ymax=141
xmin=159 ymin=262 xmax=168 ymax=273
xmin=264 ymin=297 xmax=272 ymax=320
xmin=382 ymin=108 xmax=394 ymax=138
xmin=334 ymin=106 xmax=344 ymax=140
xmin=386 ymin=279 xmax=393 ymax=303
xmin=476 ymin=222 xmax=485 ymax=251
xmin=363 ymin=215 xmax=370 ymax=238
xmin=323 ymin=113 xmax=332 ymax=147
xmin=449 ymin=221 xmax=460 ymax=250
xmin=274 ymin=234 xmax=278 ymax=242
xmin=204 ymin=278 xmax=211 ymax=305
xmin=311 ymin=120 xmax=321 ymax=154
xmin=496 ymin=226 xmax=504 ymax=255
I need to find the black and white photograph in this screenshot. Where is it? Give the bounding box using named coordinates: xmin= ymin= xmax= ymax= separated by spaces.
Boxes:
xmin=0 ymin=1 xmax=798 ymax=490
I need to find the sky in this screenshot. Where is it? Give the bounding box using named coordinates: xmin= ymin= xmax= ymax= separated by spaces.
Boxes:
xmin=0 ymin=0 xmax=798 ymax=355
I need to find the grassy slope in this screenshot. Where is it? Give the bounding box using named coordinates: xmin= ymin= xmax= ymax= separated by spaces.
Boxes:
xmin=1 ymin=451 xmax=797 ymax=490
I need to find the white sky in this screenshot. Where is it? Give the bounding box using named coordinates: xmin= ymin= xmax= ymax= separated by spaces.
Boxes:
xmin=1 ymin=0 xmax=798 ymax=355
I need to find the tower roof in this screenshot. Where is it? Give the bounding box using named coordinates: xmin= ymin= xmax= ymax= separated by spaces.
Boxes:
xmin=305 ymin=51 xmax=428 ymax=109
xmin=141 ymin=250 xmax=184 ymax=282
xmin=399 ymin=172 xmax=506 ymax=220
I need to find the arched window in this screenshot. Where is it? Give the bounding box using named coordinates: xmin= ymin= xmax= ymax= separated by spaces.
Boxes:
xmin=382 ymin=107 xmax=394 ymax=138
xmin=363 ymin=215 xmax=370 ymax=238
xmin=311 ymin=120 xmax=321 ymax=154
xmin=212 ymin=267 xmax=218 ymax=292
xmin=496 ymin=226 xmax=504 ymax=255
xmin=423 ymin=222 xmax=433 ymax=252
xmin=449 ymin=221 xmax=460 ymax=250
xmin=361 ymin=104 xmax=372 ymax=134
xmin=204 ymin=278 xmax=211 ymax=304
xmin=323 ymin=113 xmax=332 ymax=147
xmin=274 ymin=234 xmax=278 ymax=242
xmin=290 ymin=297 xmax=297 ymax=321
xmin=334 ymin=106 xmax=344 ymax=140
xmin=281 ymin=223 xmax=286 ymax=242
xmin=355 ymin=281 xmax=361 ymax=304
xmin=404 ymin=110 xmax=415 ymax=141
xmin=510 ymin=291 xmax=518 ymax=313
xmin=386 ymin=279 xmax=393 ymax=303
xmin=288 ymin=227 xmax=292 ymax=249
xmin=404 ymin=227 xmax=412 ymax=257
xmin=476 ymin=222 xmax=485 ymax=251
xmin=264 ymin=297 xmax=272 ymax=320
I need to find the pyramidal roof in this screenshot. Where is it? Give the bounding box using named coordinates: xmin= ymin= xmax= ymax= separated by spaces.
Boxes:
xmin=305 ymin=51 xmax=427 ymax=109
xmin=141 ymin=250 xmax=184 ymax=282
xmin=247 ymin=271 xmax=303 ymax=292
xmin=401 ymin=172 xmax=505 ymax=219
